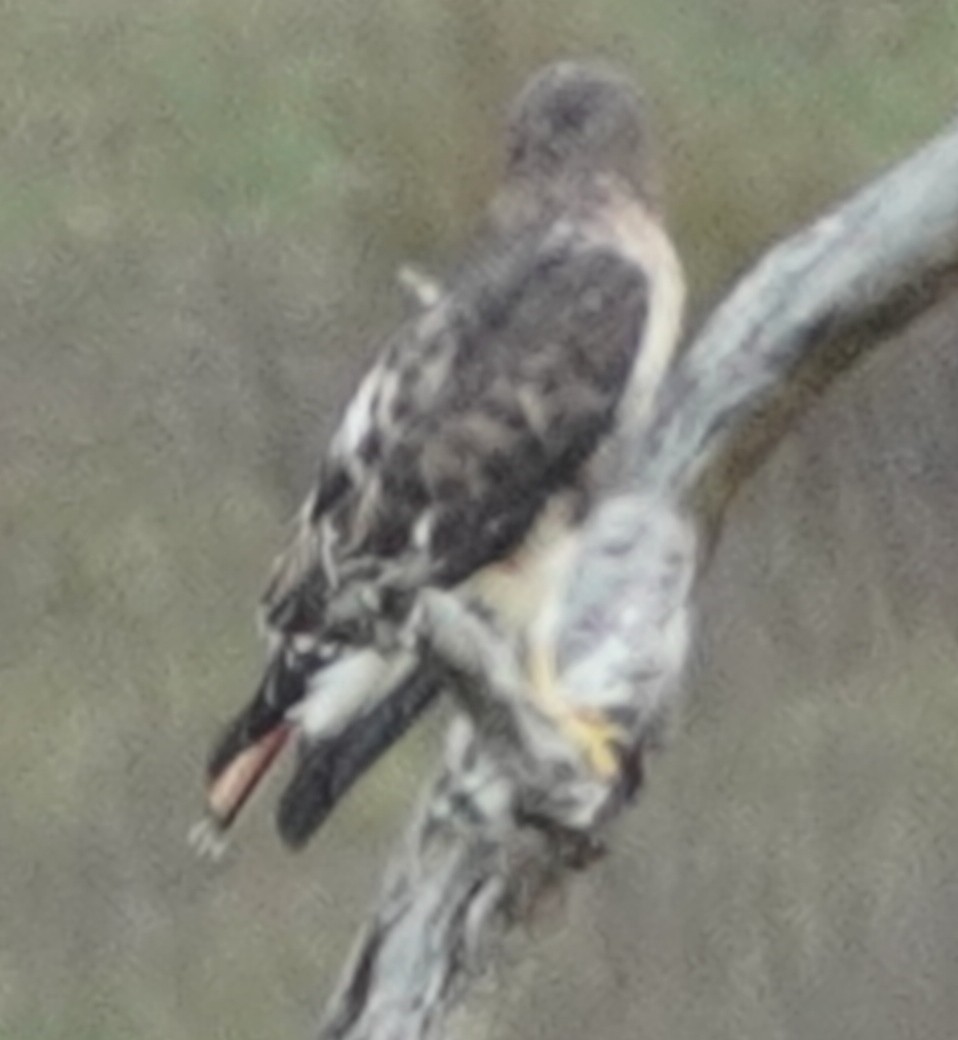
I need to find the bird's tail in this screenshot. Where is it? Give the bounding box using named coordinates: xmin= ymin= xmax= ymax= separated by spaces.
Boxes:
xmin=199 ymin=648 xmax=314 ymax=840
xmin=195 ymin=643 xmax=438 ymax=854
xmin=275 ymin=667 xmax=438 ymax=848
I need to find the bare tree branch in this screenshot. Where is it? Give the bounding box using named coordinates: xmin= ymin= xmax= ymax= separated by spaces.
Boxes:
xmin=639 ymin=116 xmax=958 ymax=515
xmin=316 ymin=117 xmax=958 ymax=1040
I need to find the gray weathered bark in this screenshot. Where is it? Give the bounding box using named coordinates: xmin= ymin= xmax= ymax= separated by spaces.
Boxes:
xmin=317 ymin=117 xmax=958 ymax=1040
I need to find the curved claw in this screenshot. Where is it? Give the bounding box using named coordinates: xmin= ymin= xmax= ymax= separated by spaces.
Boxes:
xmin=526 ymin=640 xmax=627 ymax=780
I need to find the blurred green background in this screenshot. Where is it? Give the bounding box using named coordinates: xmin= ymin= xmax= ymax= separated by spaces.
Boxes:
xmin=3 ymin=1 xmax=958 ymax=1038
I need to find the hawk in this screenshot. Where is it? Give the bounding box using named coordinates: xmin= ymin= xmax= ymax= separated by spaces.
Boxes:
xmin=194 ymin=61 xmax=685 ymax=855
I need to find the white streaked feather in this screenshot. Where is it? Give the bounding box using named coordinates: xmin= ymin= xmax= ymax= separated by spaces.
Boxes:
xmin=332 ymin=364 xmax=382 ymax=461
xmin=290 ymin=647 xmax=417 ymax=739
xmin=319 ymin=514 xmax=339 ymax=589
xmin=412 ymin=509 xmax=435 ymax=551
xmin=373 ymin=367 xmax=402 ymax=427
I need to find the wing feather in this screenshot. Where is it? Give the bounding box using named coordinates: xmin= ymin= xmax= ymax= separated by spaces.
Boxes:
xmin=267 ymin=222 xmax=651 ymax=634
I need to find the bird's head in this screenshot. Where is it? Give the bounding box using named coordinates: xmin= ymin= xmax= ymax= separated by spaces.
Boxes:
xmin=504 ymin=61 xmax=653 ymax=201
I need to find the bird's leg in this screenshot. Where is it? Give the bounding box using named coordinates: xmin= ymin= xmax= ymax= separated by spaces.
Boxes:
xmin=414 ymin=589 xmax=626 ymax=785
xmin=411 ymin=590 xmax=525 ymax=723
xmin=524 ymin=639 xmax=627 ymax=781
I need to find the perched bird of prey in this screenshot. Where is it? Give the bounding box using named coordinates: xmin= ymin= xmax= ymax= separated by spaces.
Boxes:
xmin=194 ymin=60 xmax=685 ymax=855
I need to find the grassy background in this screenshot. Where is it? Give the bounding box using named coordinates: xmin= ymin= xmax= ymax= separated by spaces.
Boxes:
xmin=2 ymin=1 xmax=958 ymax=1037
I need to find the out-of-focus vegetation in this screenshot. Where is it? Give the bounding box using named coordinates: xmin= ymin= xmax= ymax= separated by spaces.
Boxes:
xmin=2 ymin=1 xmax=958 ymax=1038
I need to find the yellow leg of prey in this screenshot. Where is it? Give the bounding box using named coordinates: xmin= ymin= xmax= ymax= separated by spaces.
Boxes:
xmin=525 ymin=640 xmax=626 ymax=780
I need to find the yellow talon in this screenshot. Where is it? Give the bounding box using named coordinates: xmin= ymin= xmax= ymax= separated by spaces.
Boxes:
xmin=526 ymin=641 xmax=626 ymax=779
